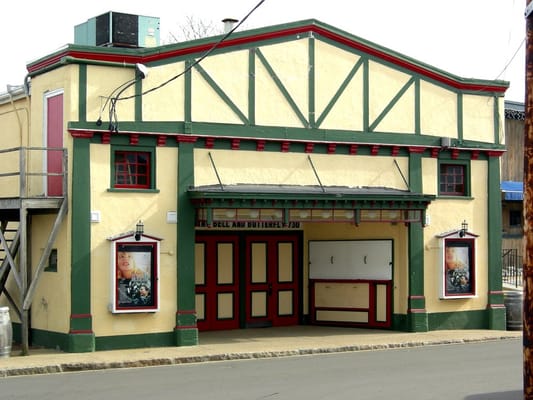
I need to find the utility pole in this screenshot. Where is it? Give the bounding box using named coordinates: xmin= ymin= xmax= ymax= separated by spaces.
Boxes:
xmin=525 ymin=0 xmax=533 ymax=397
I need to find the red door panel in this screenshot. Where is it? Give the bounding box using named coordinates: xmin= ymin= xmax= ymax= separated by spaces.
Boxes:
xmin=245 ymin=234 xmax=299 ymax=327
xmin=46 ymin=93 xmax=63 ymax=196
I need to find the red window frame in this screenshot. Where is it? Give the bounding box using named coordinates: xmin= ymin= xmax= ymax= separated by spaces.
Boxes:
xmin=114 ymin=151 xmax=151 ymax=189
xmin=439 ymin=164 xmax=465 ymax=196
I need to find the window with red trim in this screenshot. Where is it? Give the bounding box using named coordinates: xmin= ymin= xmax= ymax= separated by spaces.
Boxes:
xmin=439 ymin=164 xmax=465 ymax=196
xmin=114 ymin=151 xmax=151 ymax=189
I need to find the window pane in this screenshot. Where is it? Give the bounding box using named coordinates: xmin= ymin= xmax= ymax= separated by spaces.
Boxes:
xmin=114 ymin=150 xmax=151 ymax=189
xmin=440 ymin=164 xmax=465 ymax=196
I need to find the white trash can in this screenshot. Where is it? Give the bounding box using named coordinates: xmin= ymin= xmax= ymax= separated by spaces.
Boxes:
xmin=0 ymin=306 xmax=12 ymax=358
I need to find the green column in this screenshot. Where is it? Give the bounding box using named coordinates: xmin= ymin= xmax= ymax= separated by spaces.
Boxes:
xmin=174 ymin=141 xmax=198 ymax=346
xmin=407 ymin=150 xmax=428 ymax=332
xmin=69 ymin=137 xmax=95 ymax=352
xmin=487 ymin=153 xmax=506 ymax=329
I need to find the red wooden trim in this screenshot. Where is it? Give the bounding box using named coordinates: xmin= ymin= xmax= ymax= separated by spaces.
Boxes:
xmin=70 ymin=313 xmax=92 ymax=319
xmin=70 ymin=130 xmax=95 ymax=139
xmin=29 ymin=25 xmax=507 ymax=94
xmin=256 ymin=140 xmax=266 ymax=151
xmin=205 ymin=137 xmax=215 ymax=148
xmin=349 ymin=144 xmax=358 ymax=155
xmin=176 ymin=310 xmax=196 ymax=315
xmin=174 ymin=325 xmax=197 ymax=330
xmin=408 ymin=146 xmax=426 ymax=153
xmin=327 ymin=143 xmax=336 ymax=154
xmin=176 ymin=135 xmax=198 ymax=143
xmin=129 ymin=134 xmax=139 ymax=145
xmin=157 ymin=135 xmax=167 ymax=146
xmin=407 ymin=308 xmax=427 ymax=313
xmin=68 ymin=329 xmax=94 ymax=334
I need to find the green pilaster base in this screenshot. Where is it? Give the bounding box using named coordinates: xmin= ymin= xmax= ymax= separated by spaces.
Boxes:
xmin=174 ymin=311 xmax=198 ymax=346
xmin=487 ymin=305 xmax=506 ymax=330
xmin=174 ymin=328 xmax=199 ymax=346
xmin=67 ymin=333 xmax=95 ymax=353
xmin=408 ymin=311 xmax=429 ymax=332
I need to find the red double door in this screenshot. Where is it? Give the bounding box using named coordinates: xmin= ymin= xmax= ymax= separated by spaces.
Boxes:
xmin=195 ymin=233 xmax=300 ymax=331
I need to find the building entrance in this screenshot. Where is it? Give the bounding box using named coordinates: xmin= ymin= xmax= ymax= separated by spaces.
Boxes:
xmin=195 ymin=232 xmax=301 ymax=331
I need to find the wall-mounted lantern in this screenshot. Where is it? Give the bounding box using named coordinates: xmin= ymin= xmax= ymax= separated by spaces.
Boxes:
xmin=135 ymin=220 xmax=144 ymax=241
xmin=459 ymin=220 xmax=468 ymax=238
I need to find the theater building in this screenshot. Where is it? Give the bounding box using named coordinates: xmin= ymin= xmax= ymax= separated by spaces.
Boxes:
xmin=0 ymin=15 xmax=508 ymax=352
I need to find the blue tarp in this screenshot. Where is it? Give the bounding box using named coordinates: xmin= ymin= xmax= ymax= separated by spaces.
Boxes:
xmin=501 ymin=181 xmax=523 ymax=201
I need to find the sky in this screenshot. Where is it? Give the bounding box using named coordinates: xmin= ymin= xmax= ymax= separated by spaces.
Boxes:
xmin=1 ymin=0 xmax=526 ymax=102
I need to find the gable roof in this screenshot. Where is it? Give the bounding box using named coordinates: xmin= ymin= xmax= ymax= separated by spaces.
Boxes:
xmin=27 ymin=19 xmax=508 ymax=94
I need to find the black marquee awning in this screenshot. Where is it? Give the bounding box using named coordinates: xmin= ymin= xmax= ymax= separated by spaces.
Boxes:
xmin=188 ymin=184 xmax=435 ymax=226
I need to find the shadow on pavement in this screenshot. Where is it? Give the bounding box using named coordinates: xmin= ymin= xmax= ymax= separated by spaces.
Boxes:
xmin=464 ymin=390 xmax=522 ymax=399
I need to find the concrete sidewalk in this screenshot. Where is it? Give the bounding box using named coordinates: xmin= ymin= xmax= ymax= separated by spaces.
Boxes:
xmin=0 ymin=327 xmax=522 ymax=377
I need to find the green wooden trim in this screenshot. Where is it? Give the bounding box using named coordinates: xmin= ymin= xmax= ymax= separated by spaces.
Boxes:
xmin=316 ymin=57 xmax=364 ymax=128
xmin=109 ymin=145 xmax=157 ymax=190
xmin=193 ymin=63 xmax=249 ymax=124
xmin=188 ymin=190 xmax=434 ymax=206
xmin=70 ymin=138 xmax=92 ymax=328
xmin=407 ymin=311 xmax=428 ymax=332
xmin=457 ymin=93 xmax=463 ymax=141
xmin=185 ymin=60 xmax=192 ymax=122
xmin=407 ymin=151 xmax=426 ymax=331
xmin=409 ymin=151 xmax=422 ymax=193
xmin=248 ymin=49 xmax=256 ymax=125
xmin=308 ymin=36 xmax=316 ymax=128
xmin=487 ymin=156 xmax=503 ymax=294
xmin=369 ymin=77 xmax=415 ymax=132
xmin=363 ymin=58 xmax=369 ymax=131
xmin=414 ymin=78 xmax=421 ymax=134
xmin=487 ymin=305 xmax=506 ymax=330
xmin=493 ymin=96 xmax=501 ymax=145
xmin=176 ymin=142 xmax=199 ymax=345
xmin=68 ymin=120 xmax=506 ymax=153
xmin=255 ymin=48 xmax=309 ymax=128
xmin=428 ymin=309 xmax=487 ymax=330
xmin=78 ymin=64 xmax=87 ymax=122
xmin=96 ymin=331 xmax=175 ymax=351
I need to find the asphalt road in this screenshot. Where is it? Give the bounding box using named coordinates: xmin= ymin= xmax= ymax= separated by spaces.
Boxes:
xmin=1 ymin=339 xmax=523 ymax=400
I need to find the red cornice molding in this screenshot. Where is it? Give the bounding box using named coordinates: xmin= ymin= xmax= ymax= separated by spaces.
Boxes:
xmin=29 ymin=23 xmax=506 ymax=94
xmin=68 ymin=128 xmax=504 ymax=160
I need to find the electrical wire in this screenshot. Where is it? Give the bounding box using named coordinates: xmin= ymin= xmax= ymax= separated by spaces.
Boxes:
xmin=106 ymin=0 xmax=266 ymax=132
xmin=121 ymin=0 xmax=265 ymax=102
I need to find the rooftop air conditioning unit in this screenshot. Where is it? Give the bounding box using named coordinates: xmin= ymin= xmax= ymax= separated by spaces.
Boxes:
xmin=74 ymin=11 xmax=160 ymax=48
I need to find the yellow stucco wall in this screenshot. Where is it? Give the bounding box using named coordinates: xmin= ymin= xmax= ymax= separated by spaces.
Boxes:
xmin=369 ymin=61 xmax=414 ymax=133
xmin=420 ymin=81 xmax=458 ymax=138
xmin=89 ymin=144 xmax=178 ymax=336
xmin=422 ymin=159 xmax=488 ymax=311
xmin=195 ymin=149 xmax=409 ymax=189
xmin=30 ymin=215 xmax=70 ymax=332
xmin=0 ymin=95 xmax=29 ymax=196
xmin=315 ymin=40 xmax=363 ymax=131
xmin=463 ymin=94 xmax=496 ymax=143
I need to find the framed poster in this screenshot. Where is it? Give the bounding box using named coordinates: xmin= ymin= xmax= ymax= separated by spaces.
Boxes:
xmin=442 ymin=239 xmax=475 ymax=298
xmin=111 ymin=241 xmax=159 ymax=312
